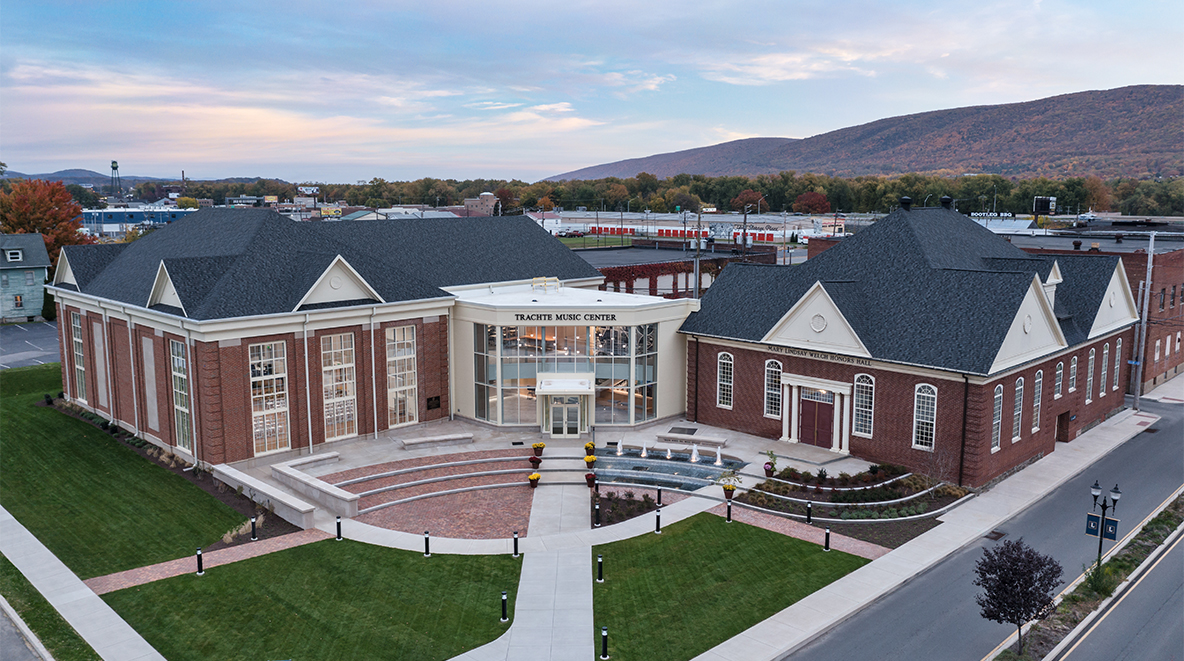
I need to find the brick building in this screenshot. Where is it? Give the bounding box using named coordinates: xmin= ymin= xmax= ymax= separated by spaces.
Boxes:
xmin=680 ymin=198 xmax=1138 ymax=487
xmin=49 ymin=209 xmax=696 ymax=467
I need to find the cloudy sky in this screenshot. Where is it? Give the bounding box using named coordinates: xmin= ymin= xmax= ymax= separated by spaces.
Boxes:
xmin=3 ymin=0 xmax=1180 ymax=183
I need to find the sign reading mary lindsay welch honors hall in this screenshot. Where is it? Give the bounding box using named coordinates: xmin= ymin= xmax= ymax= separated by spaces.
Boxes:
xmin=514 ymin=313 xmax=618 ymax=322
xmin=765 ymin=345 xmax=873 ymax=367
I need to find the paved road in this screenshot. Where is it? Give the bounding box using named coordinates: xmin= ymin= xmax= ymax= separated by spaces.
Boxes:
xmin=0 ymin=607 xmax=41 ymax=661
xmin=791 ymin=396 xmax=1184 ymax=661
xmin=0 ymin=321 xmax=58 ymax=369
xmin=1055 ymin=530 xmax=1183 ymax=661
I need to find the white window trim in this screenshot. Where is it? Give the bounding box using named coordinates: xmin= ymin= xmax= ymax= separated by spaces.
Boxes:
xmin=322 ymin=332 xmax=358 ymax=442
xmin=386 ymin=325 xmax=418 ymax=429
xmin=1011 ymin=377 xmax=1024 ymax=442
xmin=716 ymin=352 xmax=733 ymax=410
xmin=1099 ymin=344 xmax=1109 ymax=399
xmin=1069 ymin=356 xmax=1078 ymax=392
xmin=763 ymin=360 xmax=782 ymax=419
xmin=991 ymin=384 xmax=1003 ymax=452
xmin=1085 ymin=349 xmax=1095 ymax=405
xmin=853 ymin=373 xmax=875 ymax=438
xmin=1113 ymin=340 xmax=1122 ymax=391
xmin=170 ymin=340 xmax=192 ymax=452
xmin=1032 ymin=370 xmax=1042 ymax=433
xmin=71 ymin=312 xmax=87 ymax=403
xmin=249 ymin=341 xmax=291 ymax=457
xmin=6 ymin=249 xmax=22 ymax=262
xmin=912 ymin=383 xmax=937 ymax=451
xmin=1054 ymin=362 xmax=1063 ymax=399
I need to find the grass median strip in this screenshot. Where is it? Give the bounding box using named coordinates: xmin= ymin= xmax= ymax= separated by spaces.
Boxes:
xmin=0 ymin=364 xmax=244 ymax=579
xmin=0 ymin=553 xmax=101 ymax=661
xmin=593 ymin=512 xmax=868 ymax=661
xmin=102 ymin=539 xmax=520 ymax=661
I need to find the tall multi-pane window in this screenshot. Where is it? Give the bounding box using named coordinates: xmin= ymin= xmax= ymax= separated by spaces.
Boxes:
xmin=1069 ymin=356 xmax=1078 ymax=391
xmin=717 ymin=353 xmax=733 ymax=409
xmin=1085 ymin=349 xmax=1095 ymax=404
xmin=1012 ymin=378 xmax=1024 ymax=441
xmin=763 ymin=360 xmax=782 ymax=418
xmin=1154 ymin=340 xmax=1161 ymax=362
xmin=1100 ymin=344 xmax=1109 ymax=398
xmin=249 ymin=342 xmax=289 ymax=454
xmin=853 ymin=374 xmax=875 ymax=437
xmin=386 ymin=326 xmax=417 ymax=427
xmin=1054 ymin=362 xmax=1063 ymax=398
xmin=1113 ymin=339 xmax=1122 ymax=391
xmin=71 ymin=312 xmax=87 ymax=402
xmin=913 ymin=384 xmax=937 ymax=450
xmin=474 ymin=324 xmax=497 ymax=422
xmin=1032 ymin=371 xmax=1043 ymax=432
xmin=991 ymin=385 xmax=1003 ymax=450
xmin=634 ymin=324 xmax=657 ymax=422
xmin=170 ymin=340 xmax=192 ymax=452
xmin=321 ymin=333 xmax=357 ymax=440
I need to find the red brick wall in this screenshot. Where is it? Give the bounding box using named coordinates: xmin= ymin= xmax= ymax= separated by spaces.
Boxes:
xmin=687 ymin=329 xmax=1134 ymax=487
xmin=108 ymin=318 xmax=135 ymax=427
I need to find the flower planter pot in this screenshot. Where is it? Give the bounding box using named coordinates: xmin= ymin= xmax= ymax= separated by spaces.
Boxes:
xmin=764 ymin=466 xmax=774 ymax=478
xmin=585 ymin=473 xmax=596 ymax=488
xmin=723 ymin=488 xmax=735 ymax=500
xmin=585 ymin=459 xmax=596 ymax=469
xmin=529 ymin=478 xmax=539 ymax=489
xmin=529 ymin=457 xmax=542 ymax=468
xmin=533 ymin=447 xmax=543 ymax=457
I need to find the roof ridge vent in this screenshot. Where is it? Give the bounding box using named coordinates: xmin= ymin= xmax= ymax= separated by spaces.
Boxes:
xmin=940 ymin=196 xmax=953 ymax=209
xmin=900 ymin=196 xmax=912 ymax=211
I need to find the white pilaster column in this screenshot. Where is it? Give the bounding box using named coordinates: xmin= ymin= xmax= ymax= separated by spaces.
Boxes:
xmin=830 ymin=394 xmax=842 ymax=453
xmin=788 ymin=384 xmax=800 ymax=443
xmin=841 ymin=391 xmax=852 ymax=455
xmin=780 ymin=382 xmax=790 ymax=441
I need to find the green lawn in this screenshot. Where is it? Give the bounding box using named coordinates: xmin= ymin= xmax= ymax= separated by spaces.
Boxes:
xmin=0 ymin=554 xmax=100 ymax=661
xmin=103 ymin=540 xmax=520 ymax=661
xmin=558 ymin=235 xmax=633 ymax=248
xmin=593 ymin=513 xmax=868 ymax=661
xmin=0 ymin=364 xmax=244 ymax=579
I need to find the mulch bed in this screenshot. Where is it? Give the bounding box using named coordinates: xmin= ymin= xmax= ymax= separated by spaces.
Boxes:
xmin=41 ymin=398 xmax=301 ymax=552
xmin=823 ymin=517 xmax=944 ymax=549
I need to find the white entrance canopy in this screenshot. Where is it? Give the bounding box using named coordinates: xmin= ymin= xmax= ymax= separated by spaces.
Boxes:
xmin=536 ymin=374 xmax=595 ymax=395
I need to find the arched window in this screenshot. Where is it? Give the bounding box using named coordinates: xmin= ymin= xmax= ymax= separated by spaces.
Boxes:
xmin=1032 ymin=371 xmax=1042 ymax=432
xmin=1069 ymin=356 xmax=1078 ymax=392
xmin=1085 ymin=349 xmax=1095 ymax=404
xmin=1113 ymin=339 xmax=1121 ymax=391
xmin=763 ymin=360 xmax=782 ymax=418
xmin=1054 ymin=362 xmax=1064 ymax=398
xmin=1012 ymin=377 xmax=1024 ymax=441
xmin=716 ymin=353 xmax=733 ymax=409
xmin=991 ymin=385 xmax=1003 ymax=451
xmin=1100 ymin=344 xmax=1109 ymax=398
xmin=853 ymin=374 xmax=875 ymax=437
xmin=913 ymin=384 xmax=937 ymax=450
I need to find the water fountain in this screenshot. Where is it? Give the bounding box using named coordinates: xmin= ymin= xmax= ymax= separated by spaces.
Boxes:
xmin=640 ymin=443 xmax=648 ymax=458
xmin=690 ymin=445 xmax=700 ymax=463
xmin=666 ymin=448 xmax=672 ymax=460
xmin=616 ymin=444 xmax=623 ymax=456
xmin=714 ymin=449 xmax=723 ymax=466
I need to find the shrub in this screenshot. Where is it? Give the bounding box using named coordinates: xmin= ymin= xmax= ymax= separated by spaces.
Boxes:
xmin=900 ymin=475 xmax=927 ymax=491
xmin=44 ymin=394 xmax=53 ymax=405
xmin=867 ymin=464 xmax=881 ymax=476
xmin=799 ymin=471 xmax=813 ymax=482
xmin=838 ymin=472 xmax=851 ymax=485
xmin=816 ymin=468 xmax=828 ymax=483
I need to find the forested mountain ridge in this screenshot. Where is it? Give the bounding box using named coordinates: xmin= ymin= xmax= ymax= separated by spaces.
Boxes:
xmin=550 ymin=85 xmax=1183 ymax=181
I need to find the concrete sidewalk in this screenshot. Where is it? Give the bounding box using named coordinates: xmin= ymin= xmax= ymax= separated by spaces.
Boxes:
xmin=0 ymin=506 xmax=164 ymax=661
xmin=690 ymin=407 xmax=1161 ymax=661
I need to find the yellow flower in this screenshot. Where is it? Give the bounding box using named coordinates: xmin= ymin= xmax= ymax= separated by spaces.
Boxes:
xmin=532 ymin=442 xmax=546 ymax=449
xmin=584 ymin=455 xmax=597 ymax=462
xmin=528 ymin=473 xmax=541 ymax=480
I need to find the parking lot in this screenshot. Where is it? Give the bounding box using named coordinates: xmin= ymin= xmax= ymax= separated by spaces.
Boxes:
xmin=0 ymin=321 xmax=60 ymax=370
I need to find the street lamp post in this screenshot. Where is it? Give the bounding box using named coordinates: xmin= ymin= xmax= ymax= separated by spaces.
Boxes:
xmin=1089 ymin=480 xmax=1122 ymax=567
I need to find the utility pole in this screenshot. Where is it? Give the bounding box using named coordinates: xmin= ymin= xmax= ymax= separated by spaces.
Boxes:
xmin=1132 ymin=232 xmax=1156 ymax=410
xmin=694 ymin=210 xmax=702 ymax=299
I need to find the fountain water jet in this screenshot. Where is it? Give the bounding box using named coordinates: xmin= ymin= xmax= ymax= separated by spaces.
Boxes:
xmin=666 ymin=448 xmax=672 ymax=460
xmin=640 ymin=443 xmax=648 ymax=458
xmin=714 ymin=449 xmax=723 ymax=466
xmin=690 ymin=445 xmax=700 ymax=463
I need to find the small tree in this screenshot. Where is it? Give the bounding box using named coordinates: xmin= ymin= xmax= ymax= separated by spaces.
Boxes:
xmin=176 ymin=197 xmax=200 ymax=209
xmin=973 ymin=538 xmax=1063 ymax=656
xmin=792 ymin=191 xmax=831 ymax=214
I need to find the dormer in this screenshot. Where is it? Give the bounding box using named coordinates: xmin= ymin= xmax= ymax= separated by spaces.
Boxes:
xmin=1042 ymin=260 xmax=1063 ymax=309
xmin=5 ymin=249 xmax=22 ymax=263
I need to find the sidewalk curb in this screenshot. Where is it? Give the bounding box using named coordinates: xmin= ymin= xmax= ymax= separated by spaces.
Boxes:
xmin=0 ymin=593 xmax=55 ymax=661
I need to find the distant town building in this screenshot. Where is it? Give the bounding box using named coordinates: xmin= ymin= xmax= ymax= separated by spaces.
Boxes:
xmin=0 ymin=233 xmax=51 ymax=322
xmin=463 ymin=192 xmax=499 ymax=216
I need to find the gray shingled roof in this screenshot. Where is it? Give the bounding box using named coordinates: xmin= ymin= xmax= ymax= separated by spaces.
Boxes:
xmin=57 ymin=209 xmax=602 ymax=320
xmin=0 ymin=233 xmax=52 ymax=269
xmin=680 ymin=206 xmax=1124 ymax=375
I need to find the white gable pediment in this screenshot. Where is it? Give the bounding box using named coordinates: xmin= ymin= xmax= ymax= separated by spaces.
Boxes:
xmin=1089 ymin=261 xmax=1139 ymax=338
xmin=295 ymin=255 xmax=384 ymax=310
xmin=53 ymin=251 xmax=76 ymax=286
xmin=989 ymin=274 xmax=1066 ymax=373
xmin=761 ymin=282 xmax=871 ymax=358
xmin=147 ymin=261 xmax=188 ymax=316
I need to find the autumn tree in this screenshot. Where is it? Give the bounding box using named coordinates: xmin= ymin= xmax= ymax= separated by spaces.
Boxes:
xmin=494 ymin=187 xmax=516 ymax=214
xmin=176 ymin=197 xmax=200 ymax=209
xmin=973 ymin=538 xmax=1063 ymax=657
xmin=537 ymin=196 xmax=555 ymax=211
xmin=1083 ymin=176 xmax=1112 ymax=212
xmin=66 ymin=184 xmax=103 ymax=209
xmin=730 ymin=189 xmax=766 ymax=212
xmin=0 ymin=179 xmax=93 ymax=265
xmin=792 ymin=191 xmax=831 ymax=214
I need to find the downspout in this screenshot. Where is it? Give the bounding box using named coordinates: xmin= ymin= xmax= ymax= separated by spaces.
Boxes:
xmin=303 ymin=313 xmax=315 ymax=455
xmin=1132 ymin=232 xmax=1155 ymax=411
xmin=958 ymin=374 xmax=969 ymax=487
xmin=370 ymin=308 xmax=379 ymax=439
xmin=124 ymin=307 xmax=140 ymax=436
xmin=693 ymin=336 xmax=700 ymax=422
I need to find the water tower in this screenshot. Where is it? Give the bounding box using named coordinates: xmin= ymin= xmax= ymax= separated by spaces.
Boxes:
xmin=110 ymin=160 xmax=122 ymax=197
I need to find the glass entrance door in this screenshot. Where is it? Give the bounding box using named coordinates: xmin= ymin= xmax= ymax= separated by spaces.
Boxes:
xmin=550 ymin=396 xmax=581 ymax=438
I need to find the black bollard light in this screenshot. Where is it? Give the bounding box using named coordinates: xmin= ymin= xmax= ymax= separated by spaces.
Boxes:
xmin=594 ymin=479 xmax=600 ymax=494
xmin=726 ymin=501 xmax=732 ymax=523
xmin=600 ymin=625 xmax=609 ymax=659
xmin=500 ymin=590 xmax=509 ymax=622
xmin=824 ymin=527 xmax=831 ymax=552
xmin=424 ymin=531 xmax=431 ymax=557
xmin=335 ymin=516 xmax=342 ymax=541
xmin=655 ymin=507 xmax=662 ymax=534
xmin=597 ymin=554 xmax=604 ymax=583
xmin=195 ymin=547 xmax=204 ymax=576
xmin=657 ymin=487 xmax=662 ymax=506
xmin=251 ymin=516 xmax=258 ymax=541
xmin=595 ymin=503 xmax=601 ymax=527
xmin=806 ymin=500 xmax=813 ymax=525
xmin=513 ymin=531 xmax=519 ymax=558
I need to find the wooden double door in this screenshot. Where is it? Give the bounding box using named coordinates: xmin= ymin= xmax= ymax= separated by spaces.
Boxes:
xmin=799 ymin=388 xmax=834 ymax=448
